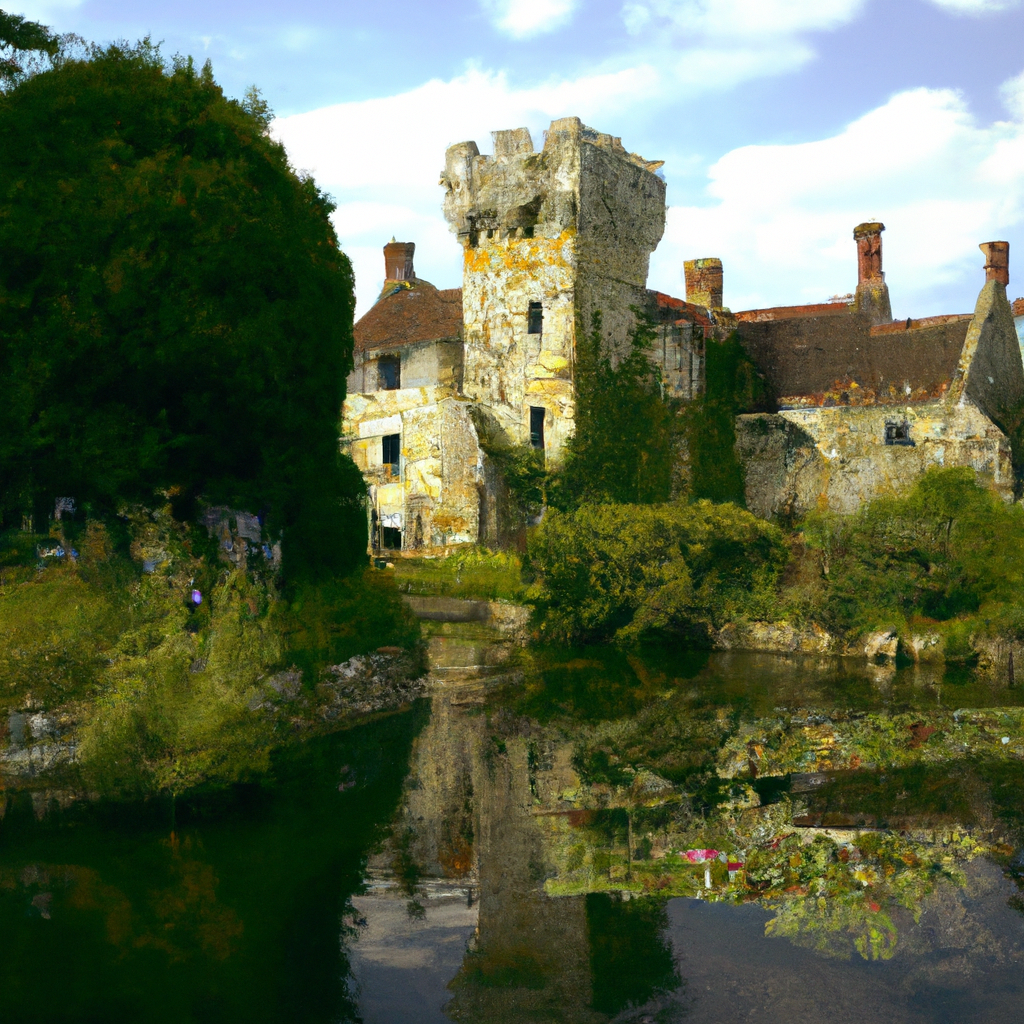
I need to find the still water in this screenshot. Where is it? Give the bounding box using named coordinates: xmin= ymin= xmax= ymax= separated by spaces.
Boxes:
xmin=2 ymin=626 xmax=1024 ymax=1023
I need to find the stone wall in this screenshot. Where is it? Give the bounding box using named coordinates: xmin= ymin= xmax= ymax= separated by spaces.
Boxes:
xmin=343 ymin=388 xmax=483 ymax=551
xmin=347 ymin=337 xmax=463 ymax=395
xmin=737 ymin=398 xmax=1014 ymax=519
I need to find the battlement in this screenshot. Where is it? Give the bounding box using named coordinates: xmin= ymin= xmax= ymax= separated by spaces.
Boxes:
xmin=441 ymin=116 xmax=666 ymax=250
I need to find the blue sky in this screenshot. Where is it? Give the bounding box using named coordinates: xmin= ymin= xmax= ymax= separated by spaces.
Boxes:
xmin=13 ymin=0 xmax=1024 ymax=319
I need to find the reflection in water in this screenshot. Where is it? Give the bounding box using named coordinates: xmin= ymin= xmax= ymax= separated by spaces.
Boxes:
xmin=3 ymin=637 xmax=1024 ymax=1022
xmin=361 ymin=638 xmax=1024 ymax=1022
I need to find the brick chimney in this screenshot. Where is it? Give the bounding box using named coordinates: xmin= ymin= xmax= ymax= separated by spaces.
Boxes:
xmin=980 ymin=241 xmax=1009 ymax=287
xmin=684 ymin=258 xmax=723 ymax=309
xmin=384 ymin=239 xmax=416 ymax=282
xmin=1012 ymin=297 xmax=1024 ymax=317
xmin=852 ymin=222 xmax=892 ymax=326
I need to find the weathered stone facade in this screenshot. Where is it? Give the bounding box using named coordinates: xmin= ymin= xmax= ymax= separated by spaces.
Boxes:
xmin=735 ymin=246 xmax=1024 ymax=518
xmin=343 ymin=117 xmax=1024 ymax=553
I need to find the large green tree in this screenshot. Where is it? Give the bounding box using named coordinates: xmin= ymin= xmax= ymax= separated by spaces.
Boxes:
xmin=0 ymin=8 xmax=56 ymax=86
xmin=0 ymin=40 xmax=364 ymax=579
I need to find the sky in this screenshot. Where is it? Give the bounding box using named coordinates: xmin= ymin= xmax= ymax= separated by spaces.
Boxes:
xmin=12 ymin=0 xmax=1024 ymax=320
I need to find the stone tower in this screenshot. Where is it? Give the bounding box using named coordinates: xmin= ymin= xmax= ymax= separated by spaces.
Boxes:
xmin=441 ymin=117 xmax=667 ymax=461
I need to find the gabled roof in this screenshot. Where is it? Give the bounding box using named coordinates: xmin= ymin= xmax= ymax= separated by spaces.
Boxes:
xmin=354 ymin=280 xmax=463 ymax=354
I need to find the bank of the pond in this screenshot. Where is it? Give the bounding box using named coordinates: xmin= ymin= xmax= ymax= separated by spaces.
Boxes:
xmin=0 ymin=509 xmax=424 ymax=805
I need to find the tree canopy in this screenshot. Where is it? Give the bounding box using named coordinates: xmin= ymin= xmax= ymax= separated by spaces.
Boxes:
xmin=0 ymin=8 xmax=57 ymax=86
xmin=0 ymin=40 xmax=365 ymax=578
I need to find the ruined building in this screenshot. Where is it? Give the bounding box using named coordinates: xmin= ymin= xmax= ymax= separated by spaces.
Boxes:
xmin=343 ymin=117 xmax=1024 ymax=552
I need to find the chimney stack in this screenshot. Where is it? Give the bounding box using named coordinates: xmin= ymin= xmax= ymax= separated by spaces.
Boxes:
xmin=852 ymin=222 xmax=892 ymax=325
xmin=384 ymin=239 xmax=416 ymax=282
xmin=684 ymin=258 xmax=723 ymax=309
xmin=980 ymin=241 xmax=1009 ymax=287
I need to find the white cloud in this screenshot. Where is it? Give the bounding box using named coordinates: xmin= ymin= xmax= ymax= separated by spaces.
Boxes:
xmin=485 ymin=0 xmax=578 ymax=37
xmin=927 ymin=0 xmax=1021 ymax=13
xmin=4 ymin=0 xmax=83 ymax=19
xmin=650 ymin=87 xmax=1024 ymax=317
xmin=274 ymin=52 xmax=811 ymax=313
xmin=622 ymin=0 xmax=865 ymax=38
xmin=1002 ymin=69 xmax=1024 ymax=121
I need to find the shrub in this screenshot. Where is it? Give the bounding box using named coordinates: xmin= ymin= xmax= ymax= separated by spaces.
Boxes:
xmin=528 ymin=501 xmax=788 ymax=644
xmin=801 ymin=467 xmax=1024 ymax=635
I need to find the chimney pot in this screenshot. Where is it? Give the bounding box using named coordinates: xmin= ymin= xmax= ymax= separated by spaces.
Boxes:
xmin=684 ymin=258 xmax=723 ymax=309
xmin=384 ymin=240 xmax=416 ymax=282
xmin=853 ymin=222 xmax=885 ymax=284
xmin=980 ymin=241 xmax=1009 ymax=287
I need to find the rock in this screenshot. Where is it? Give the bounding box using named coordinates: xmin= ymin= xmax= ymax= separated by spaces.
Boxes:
xmin=863 ymin=630 xmax=898 ymax=661
xmin=908 ymin=633 xmax=943 ymax=663
xmin=715 ymin=621 xmax=834 ymax=655
xmin=317 ymin=650 xmax=427 ymax=721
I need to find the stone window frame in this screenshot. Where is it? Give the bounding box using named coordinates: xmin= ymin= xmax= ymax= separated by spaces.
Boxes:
xmin=378 ymin=354 xmax=401 ymax=390
xmin=382 ymin=433 xmax=401 ymax=472
xmin=529 ymin=406 xmax=546 ymax=451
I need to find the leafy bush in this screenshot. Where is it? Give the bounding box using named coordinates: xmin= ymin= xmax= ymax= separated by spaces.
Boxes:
xmin=800 ymin=467 xmax=1024 ymax=636
xmin=528 ymin=501 xmax=788 ymax=643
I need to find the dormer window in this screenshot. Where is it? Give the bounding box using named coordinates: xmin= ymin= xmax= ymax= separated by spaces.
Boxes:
xmin=884 ymin=420 xmax=913 ymax=446
xmin=378 ymin=355 xmax=400 ymax=390
xmin=528 ymin=302 xmax=543 ymax=335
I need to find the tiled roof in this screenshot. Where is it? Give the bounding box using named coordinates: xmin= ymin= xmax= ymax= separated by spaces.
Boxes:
xmin=737 ymin=311 xmax=972 ymax=407
xmin=354 ymin=280 xmax=463 ymax=354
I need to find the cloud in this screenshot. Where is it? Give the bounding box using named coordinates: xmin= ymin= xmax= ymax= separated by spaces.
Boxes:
xmin=484 ymin=0 xmax=578 ymax=37
xmin=1002 ymin=69 xmax=1024 ymax=120
xmin=926 ymin=0 xmax=1021 ymax=13
xmin=650 ymin=87 xmax=1024 ymax=317
xmin=4 ymin=0 xmax=84 ymax=19
xmin=621 ymin=0 xmax=865 ymax=38
xmin=274 ymin=52 xmax=811 ymax=313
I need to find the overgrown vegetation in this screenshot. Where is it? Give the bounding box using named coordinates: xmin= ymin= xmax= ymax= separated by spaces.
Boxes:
xmin=789 ymin=466 xmax=1024 ymax=647
xmin=528 ymin=500 xmax=788 ymax=644
xmin=683 ymin=331 xmax=771 ymax=504
xmin=393 ymin=547 xmax=528 ymax=603
xmin=0 ymin=510 xmax=418 ymax=799
xmin=555 ymin=311 xmax=679 ymax=508
xmin=0 ymin=38 xmax=365 ymax=581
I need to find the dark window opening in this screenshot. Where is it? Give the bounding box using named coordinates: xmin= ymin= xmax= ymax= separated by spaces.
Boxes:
xmin=378 ymin=355 xmax=401 ymax=390
xmin=884 ymin=421 xmax=913 ymax=446
xmin=530 ymin=406 xmax=545 ymax=450
xmin=523 ymin=226 xmax=535 ymax=239
xmin=528 ymin=301 xmax=543 ymax=335
xmin=381 ymin=527 xmax=402 ymax=550
xmin=383 ymin=433 xmax=401 ymax=470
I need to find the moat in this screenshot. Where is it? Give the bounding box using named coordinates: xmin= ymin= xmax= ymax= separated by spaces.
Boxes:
xmin=2 ymin=620 xmax=1024 ymax=1023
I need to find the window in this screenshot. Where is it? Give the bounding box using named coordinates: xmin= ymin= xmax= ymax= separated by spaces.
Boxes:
xmin=378 ymin=355 xmax=401 ymax=390
xmin=884 ymin=421 xmax=913 ymax=446
xmin=381 ymin=527 xmax=402 ymax=550
xmin=383 ymin=433 xmax=401 ymax=470
xmin=527 ymin=301 xmax=543 ymax=335
xmin=530 ymin=406 xmax=545 ymax=450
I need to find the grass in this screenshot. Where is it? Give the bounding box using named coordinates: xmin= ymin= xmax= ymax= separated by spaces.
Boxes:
xmin=392 ymin=547 xmax=530 ymax=604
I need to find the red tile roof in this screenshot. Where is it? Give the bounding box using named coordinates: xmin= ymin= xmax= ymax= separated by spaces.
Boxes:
xmin=735 ymin=302 xmax=851 ymax=323
xmin=354 ymin=280 xmax=463 ymax=354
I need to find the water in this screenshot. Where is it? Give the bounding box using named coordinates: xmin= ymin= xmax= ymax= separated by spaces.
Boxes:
xmin=2 ymin=631 xmax=1024 ymax=1023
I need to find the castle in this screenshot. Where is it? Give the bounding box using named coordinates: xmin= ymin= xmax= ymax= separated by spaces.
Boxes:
xmin=342 ymin=117 xmax=1024 ymax=553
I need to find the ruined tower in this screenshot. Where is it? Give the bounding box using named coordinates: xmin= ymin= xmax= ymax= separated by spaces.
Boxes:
xmin=441 ymin=117 xmax=667 ymax=461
